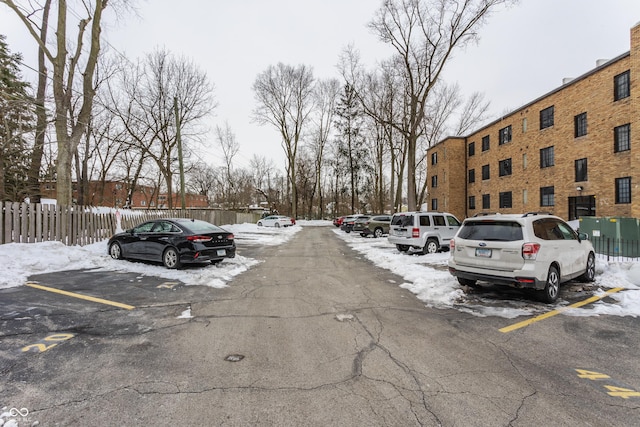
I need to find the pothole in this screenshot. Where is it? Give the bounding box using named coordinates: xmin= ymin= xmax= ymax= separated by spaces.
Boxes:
xmin=224 ymin=354 xmax=245 ymax=362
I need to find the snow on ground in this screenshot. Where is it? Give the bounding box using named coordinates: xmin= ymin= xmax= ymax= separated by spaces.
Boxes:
xmin=1 ymin=219 xmax=640 ymax=319
xmin=331 ymin=227 xmax=640 ymax=318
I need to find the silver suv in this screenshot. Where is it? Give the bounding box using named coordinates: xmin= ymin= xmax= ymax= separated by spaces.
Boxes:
xmin=448 ymin=213 xmax=596 ymax=303
xmin=388 ymin=211 xmax=461 ymax=254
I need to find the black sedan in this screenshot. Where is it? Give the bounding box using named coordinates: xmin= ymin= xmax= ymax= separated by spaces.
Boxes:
xmin=107 ymin=218 xmax=236 ymax=269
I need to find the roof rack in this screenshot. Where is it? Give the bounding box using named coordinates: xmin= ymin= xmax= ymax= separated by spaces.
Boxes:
xmin=472 ymin=212 xmax=500 ymax=217
xmin=522 ymin=212 xmax=552 ymax=217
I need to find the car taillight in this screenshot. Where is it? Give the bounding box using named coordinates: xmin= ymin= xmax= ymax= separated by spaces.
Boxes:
xmin=187 ymin=235 xmax=212 ymax=243
xmin=412 ymin=227 xmax=420 ymax=238
xmin=450 ymin=239 xmax=455 ymax=250
xmin=522 ymin=242 xmax=541 ymax=260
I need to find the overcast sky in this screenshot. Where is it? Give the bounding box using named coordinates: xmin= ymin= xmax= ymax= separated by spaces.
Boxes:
xmin=4 ymin=0 xmax=640 ymax=171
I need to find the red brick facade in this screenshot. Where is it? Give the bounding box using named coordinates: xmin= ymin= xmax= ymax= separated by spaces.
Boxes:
xmin=40 ymin=180 xmax=209 ymax=209
xmin=428 ymin=24 xmax=640 ymax=222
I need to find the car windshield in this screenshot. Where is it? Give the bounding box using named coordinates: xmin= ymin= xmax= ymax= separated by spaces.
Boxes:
xmin=391 ymin=215 xmax=413 ymax=227
xmin=457 ymin=220 xmax=523 ymax=241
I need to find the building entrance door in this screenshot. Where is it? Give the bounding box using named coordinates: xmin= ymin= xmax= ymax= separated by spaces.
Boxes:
xmin=568 ymin=195 xmax=596 ymax=220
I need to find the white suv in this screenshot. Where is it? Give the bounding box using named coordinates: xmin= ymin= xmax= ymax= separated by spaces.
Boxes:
xmin=388 ymin=211 xmax=461 ymax=254
xmin=448 ymin=213 xmax=596 ymax=303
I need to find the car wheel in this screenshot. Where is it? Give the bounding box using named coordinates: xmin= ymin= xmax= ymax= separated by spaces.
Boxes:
xmin=579 ymin=253 xmax=596 ymax=282
xmin=109 ymin=242 xmax=123 ymax=260
xmin=163 ymin=247 xmax=181 ymax=269
xmin=423 ymin=238 xmax=439 ymax=255
xmin=396 ymin=244 xmax=410 ymax=252
xmin=541 ymin=265 xmax=560 ymax=303
xmin=257 ymin=221 xmax=263 ymax=226
xmin=374 ymin=228 xmax=383 ymax=238
xmin=275 ymin=222 xmax=280 ymax=228
xmin=458 ymin=278 xmax=479 ymax=288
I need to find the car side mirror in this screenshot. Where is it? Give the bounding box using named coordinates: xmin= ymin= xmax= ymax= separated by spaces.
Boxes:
xmin=578 ymin=232 xmax=589 ymax=241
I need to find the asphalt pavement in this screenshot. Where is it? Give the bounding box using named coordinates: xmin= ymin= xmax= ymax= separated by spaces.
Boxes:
xmin=1 ymin=226 xmax=639 ymax=426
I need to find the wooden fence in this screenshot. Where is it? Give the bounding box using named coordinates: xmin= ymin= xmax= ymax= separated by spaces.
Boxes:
xmin=1 ymin=202 xmax=260 ymax=247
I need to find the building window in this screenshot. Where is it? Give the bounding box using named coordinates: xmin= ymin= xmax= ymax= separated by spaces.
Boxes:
xmin=469 ymin=196 xmax=476 ymax=210
xmin=468 ymin=142 xmax=475 ymax=157
xmin=468 ymin=169 xmax=475 ymax=183
xmin=540 ymin=146 xmax=554 ymax=168
xmin=616 ymin=177 xmax=631 ymax=204
xmin=540 ymin=186 xmax=555 ymax=207
xmin=499 ymin=125 xmax=512 ymax=145
xmin=614 ymin=70 xmax=630 ymax=101
xmin=614 ymin=123 xmax=631 ymax=152
xmin=431 ymin=175 xmax=438 ymax=188
xmin=499 ymin=158 xmax=512 ymax=177
xmin=574 ymin=112 xmax=587 ymax=138
xmin=523 ymin=153 xmax=527 ymax=169
xmin=431 ymin=152 xmax=438 ymax=165
xmin=499 ymin=191 xmax=512 ymax=209
xmin=431 ymin=198 xmax=438 ymax=211
xmin=540 ymin=106 xmax=554 ymax=129
xmin=482 ymin=194 xmax=490 ymax=209
xmin=482 ymin=135 xmax=490 ymax=151
xmin=141 ymin=200 xmax=146 ymax=206
xmin=575 ymin=158 xmax=588 ymax=182
xmin=522 ymin=118 xmax=527 ymax=133
xmin=482 ymin=164 xmax=490 ymax=180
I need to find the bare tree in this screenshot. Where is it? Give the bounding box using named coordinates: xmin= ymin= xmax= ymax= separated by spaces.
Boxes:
xmin=215 ymin=122 xmax=239 ymax=208
xmin=309 ymin=78 xmax=340 ymax=219
xmin=2 ymin=0 xmax=111 ymax=205
xmin=368 ymin=0 xmax=516 ymax=211
xmin=106 ymin=48 xmax=215 ymax=208
xmin=252 ymin=63 xmax=315 ymax=218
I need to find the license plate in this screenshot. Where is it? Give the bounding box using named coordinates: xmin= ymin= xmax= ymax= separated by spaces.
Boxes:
xmin=217 ymin=249 xmax=226 ymax=256
xmin=475 ymin=248 xmax=492 ymax=258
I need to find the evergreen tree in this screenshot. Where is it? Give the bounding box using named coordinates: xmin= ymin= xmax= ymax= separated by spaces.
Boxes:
xmin=334 ymin=83 xmax=370 ymax=213
xmin=0 ymin=34 xmax=34 ymax=202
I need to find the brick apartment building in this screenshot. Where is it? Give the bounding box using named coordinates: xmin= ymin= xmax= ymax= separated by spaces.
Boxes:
xmin=427 ymin=23 xmax=640 ymax=222
xmin=40 ymin=180 xmax=209 ymax=209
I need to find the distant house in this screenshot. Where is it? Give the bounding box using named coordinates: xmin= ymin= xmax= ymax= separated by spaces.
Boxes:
xmin=40 ymin=180 xmax=209 ymax=209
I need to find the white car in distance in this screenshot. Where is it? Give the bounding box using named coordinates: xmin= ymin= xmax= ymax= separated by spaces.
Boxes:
xmin=257 ymin=215 xmax=295 ymax=228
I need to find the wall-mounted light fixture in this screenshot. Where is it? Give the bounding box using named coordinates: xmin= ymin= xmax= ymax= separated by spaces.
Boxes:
xmin=576 ymin=186 xmax=583 ymax=191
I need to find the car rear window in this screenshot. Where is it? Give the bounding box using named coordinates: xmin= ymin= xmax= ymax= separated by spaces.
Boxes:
xmin=179 ymin=219 xmax=225 ymax=233
xmin=391 ymin=215 xmax=414 ymax=227
xmin=457 ymin=220 xmax=523 ymax=241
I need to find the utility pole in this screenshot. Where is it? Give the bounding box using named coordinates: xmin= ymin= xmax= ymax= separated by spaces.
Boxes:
xmin=174 ymin=97 xmax=186 ymax=210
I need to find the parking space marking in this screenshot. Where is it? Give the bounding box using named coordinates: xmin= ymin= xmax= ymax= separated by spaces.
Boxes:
xmin=499 ymin=287 xmax=624 ymax=333
xmin=25 ymin=282 xmax=135 ymax=310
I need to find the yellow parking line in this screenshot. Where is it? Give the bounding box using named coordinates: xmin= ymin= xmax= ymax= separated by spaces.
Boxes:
xmin=25 ymin=282 xmax=135 ymax=310
xmin=499 ymin=287 xmax=624 ymax=333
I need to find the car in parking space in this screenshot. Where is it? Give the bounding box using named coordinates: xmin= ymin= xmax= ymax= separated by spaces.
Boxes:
xmin=388 ymin=211 xmax=461 ymax=254
xmin=257 ymin=215 xmax=295 ymax=228
xmin=447 ymin=212 xmax=596 ymax=303
xmin=108 ymin=218 xmax=236 ymax=269
xmin=354 ymin=214 xmax=391 ymax=238
xmin=340 ymin=214 xmax=368 ymax=233
xmin=333 ymin=216 xmax=346 ymax=227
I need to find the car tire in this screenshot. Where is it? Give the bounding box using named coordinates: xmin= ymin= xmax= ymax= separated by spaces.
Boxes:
xmin=109 ymin=242 xmax=123 ymax=260
xmin=423 ymin=238 xmax=439 ymax=255
xmin=541 ymin=265 xmax=560 ymax=303
xmin=275 ymin=222 xmax=280 ymax=228
xmin=396 ymin=244 xmax=410 ymax=252
xmin=163 ymin=247 xmax=181 ymax=269
xmin=579 ymin=253 xmax=596 ymax=282
xmin=458 ymin=278 xmax=479 ymax=288
xmin=374 ymin=228 xmax=383 ymax=238
xmin=257 ymin=221 xmax=263 ymax=226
